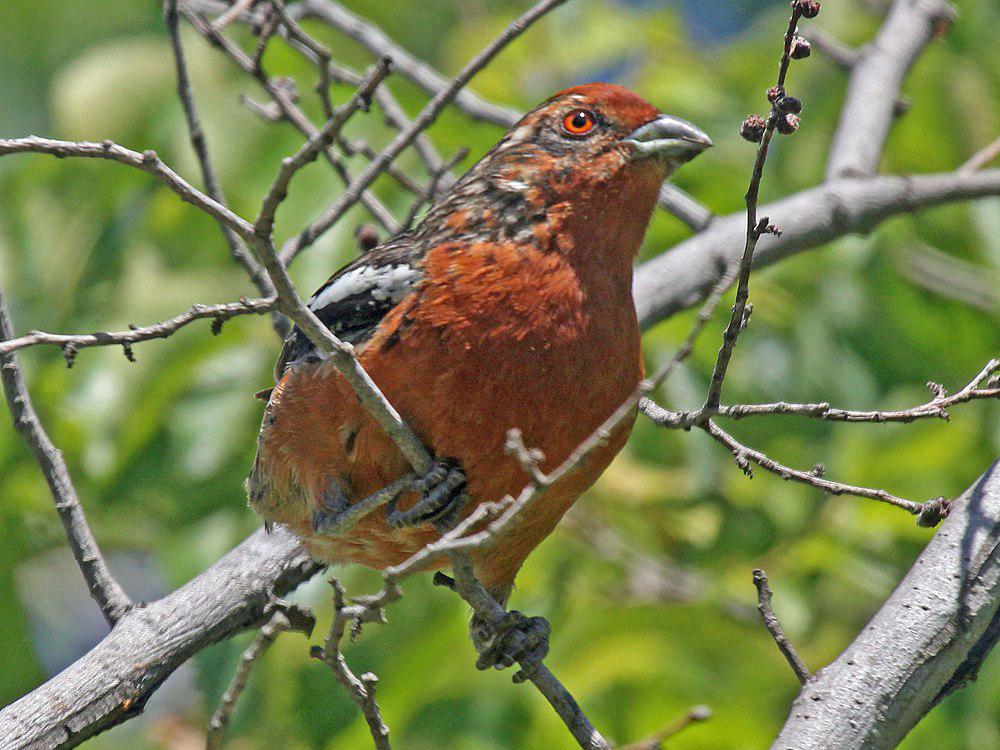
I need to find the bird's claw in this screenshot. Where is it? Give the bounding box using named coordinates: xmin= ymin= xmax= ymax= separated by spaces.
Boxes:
xmin=471 ymin=610 xmax=550 ymax=671
xmin=386 ymin=459 xmax=467 ymax=530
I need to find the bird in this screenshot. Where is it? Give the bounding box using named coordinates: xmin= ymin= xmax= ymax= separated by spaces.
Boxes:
xmin=248 ymin=82 xmax=710 ymax=664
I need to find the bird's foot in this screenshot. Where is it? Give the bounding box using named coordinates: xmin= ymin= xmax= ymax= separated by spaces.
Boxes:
xmin=311 ymin=475 xmax=412 ymax=535
xmin=386 ymin=459 xmax=467 ymax=530
xmin=471 ymin=610 xmax=551 ymax=671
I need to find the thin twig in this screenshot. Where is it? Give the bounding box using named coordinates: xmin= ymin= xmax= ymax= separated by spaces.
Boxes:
xmin=164 ymin=0 xmax=277 ymax=306
xmin=960 ymin=134 xmax=1000 ymax=175
xmin=618 ymin=705 xmax=713 ymax=750
xmin=312 ymin=580 xmax=391 ymax=750
xmin=752 ymin=569 xmax=812 ymax=685
xmin=0 ymin=291 xmax=132 ymax=625
xmin=182 ymin=7 xmax=400 ymax=235
xmin=0 ymin=136 xmax=254 ymax=238
xmin=278 ymin=0 xmax=570 ymax=264
xmin=206 ymin=611 xmax=291 ymax=750
xmin=705 ymin=419 xmax=925 ymax=515
xmin=702 ymin=5 xmax=806 ymax=413
xmin=296 ymin=0 xmax=521 ymax=127
xmin=645 ymin=360 xmax=1000 ymax=426
xmin=255 ymin=58 xmax=392 ymax=239
xmin=0 ymin=297 xmax=277 ymax=358
xmin=209 ymin=0 xmax=256 ymax=31
xmin=717 ymin=360 xmax=1000 ymax=422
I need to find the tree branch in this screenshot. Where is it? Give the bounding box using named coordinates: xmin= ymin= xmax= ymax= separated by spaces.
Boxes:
xmin=0 ymin=528 xmax=320 ymax=750
xmin=825 ymin=0 xmax=955 ymax=180
xmin=0 ymin=297 xmax=276 ymax=358
xmin=633 ymin=168 xmax=1000 ymax=328
xmin=295 ymin=0 xmax=522 ymax=127
xmin=771 ymin=459 xmax=1000 ymax=749
xmin=0 ymin=292 xmax=132 ymax=626
xmin=752 ymin=569 xmax=812 ymax=685
xmin=163 ymin=0 xmax=277 ymax=306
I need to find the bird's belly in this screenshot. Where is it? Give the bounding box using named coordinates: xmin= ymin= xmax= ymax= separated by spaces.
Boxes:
xmin=253 ymin=296 xmax=641 ymax=589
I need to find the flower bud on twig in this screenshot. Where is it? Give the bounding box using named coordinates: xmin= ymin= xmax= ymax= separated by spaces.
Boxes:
xmin=741 ymin=115 xmax=767 ymax=143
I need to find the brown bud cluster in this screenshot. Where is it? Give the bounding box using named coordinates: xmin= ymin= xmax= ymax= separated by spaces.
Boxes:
xmin=790 ymin=36 xmax=812 ymax=59
xmin=766 ymin=86 xmax=785 ymax=103
xmin=740 ymin=115 xmax=767 ymax=143
xmin=792 ymin=0 xmax=821 ymax=18
xmin=776 ymin=96 xmax=802 ymax=114
xmin=776 ymin=113 xmax=800 ymax=135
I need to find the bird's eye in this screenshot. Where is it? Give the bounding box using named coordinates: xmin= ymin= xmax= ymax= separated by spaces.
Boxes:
xmin=561 ymin=109 xmax=596 ymax=137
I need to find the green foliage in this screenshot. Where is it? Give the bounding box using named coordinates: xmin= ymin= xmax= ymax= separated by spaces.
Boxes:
xmin=1 ymin=1 xmax=999 ymax=748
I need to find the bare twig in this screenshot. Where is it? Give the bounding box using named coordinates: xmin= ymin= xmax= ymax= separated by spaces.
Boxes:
xmin=0 ymin=136 xmax=255 ymax=238
xmin=960 ymin=134 xmax=1000 ymax=175
xmin=618 ymin=705 xmax=713 ymax=750
xmin=0 ymin=291 xmax=132 ymax=625
xmin=209 ymin=0 xmax=256 ymax=30
xmin=206 ymin=610 xmax=292 ymax=750
xmin=312 ymin=580 xmax=391 ymax=750
xmin=164 ymin=0 xmax=276 ymax=305
xmin=278 ymin=0 xmax=570 ymax=264
xmin=445 ymin=553 xmax=611 ymax=750
xmin=752 ymin=569 xmax=812 ymax=685
xmin=296 ymin=0 xmax=522 ymax=127
xmin=702 ymin=4 xmax=807 ymax=413
xmin=255 ymin=58 xmax=392 ymax=239
xmin=182 ymin=7 xmax=401 ymax=235
xmin=704 ymin=418 xmax=927 ymax=515
xmin=715 ymin=360 xmax=1000 ymax=422
xmin=0 ymin=297 xmax=277 ymax=358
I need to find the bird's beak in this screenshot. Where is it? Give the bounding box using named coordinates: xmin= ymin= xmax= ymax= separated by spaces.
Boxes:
xmin=625 ymin=115 xmax=713 ymax=162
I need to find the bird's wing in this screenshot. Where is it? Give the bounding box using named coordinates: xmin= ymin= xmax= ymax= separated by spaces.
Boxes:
xmin=273 ymin=235 xmax=425 ymax=381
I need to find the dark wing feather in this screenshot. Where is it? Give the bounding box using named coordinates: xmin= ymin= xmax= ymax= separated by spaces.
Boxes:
xmin=273 ymin=235 xmax=425 ymax=381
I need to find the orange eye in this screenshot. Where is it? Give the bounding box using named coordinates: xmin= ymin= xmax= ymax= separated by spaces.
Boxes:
xmin=562 ymin=109 xmax=596 ymax=136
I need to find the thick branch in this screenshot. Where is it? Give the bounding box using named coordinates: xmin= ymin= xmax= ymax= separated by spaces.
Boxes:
xmin=0 ymin=529 xmax=320 ymax=750
xmin=825 ymin=0 xmax=955 ymax=180
xmin=633 ymin=169 xmax=1000 ymax=328
xmin=771 ymin=459 xmax=1000 ymax=749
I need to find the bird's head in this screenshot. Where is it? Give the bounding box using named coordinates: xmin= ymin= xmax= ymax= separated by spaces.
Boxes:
xmin=499 ymin=82 xmax=712 ymax=182
xmin=416 ymin=83 xmax=710 ymax=267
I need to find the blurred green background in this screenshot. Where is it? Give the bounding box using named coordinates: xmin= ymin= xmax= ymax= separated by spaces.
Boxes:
xmin=1 ymin=0 xmax=999 ymax=748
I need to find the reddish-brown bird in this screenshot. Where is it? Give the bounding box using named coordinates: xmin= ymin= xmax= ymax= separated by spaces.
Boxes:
xmin=249 ymin=83 xmax=710 ymax=620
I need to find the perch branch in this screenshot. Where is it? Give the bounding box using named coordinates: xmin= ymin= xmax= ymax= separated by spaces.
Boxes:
xmin=771 ymin=460 xmax=1000 ymax=749
xmin=752 ymin=569 xmax=812 ymax=685
xmin=0 ymin=291 xmax=132 ymax=626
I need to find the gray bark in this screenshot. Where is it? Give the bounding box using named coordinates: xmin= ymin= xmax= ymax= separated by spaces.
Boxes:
xmin=772 ymin=460 xmax=1000 ymax=749
xmin=633 ymin=169 xmax=1000 ymax=328
xmin=0 ymin=529 xmax=319 ymax=750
